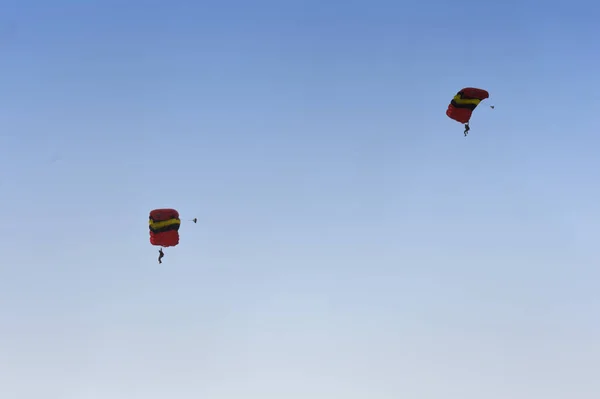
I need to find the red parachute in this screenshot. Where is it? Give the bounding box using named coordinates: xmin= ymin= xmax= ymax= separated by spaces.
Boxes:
xmin=149 ymin=209 xmax=197 ymax=264
xmin=149 ymin=208 xmax=180 ymax=247
xmin=446 ymin=87 xmax=492 ymax=136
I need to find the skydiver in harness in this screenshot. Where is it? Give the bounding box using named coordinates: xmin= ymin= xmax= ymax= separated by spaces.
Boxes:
xmin=158 ymin=248 xmax=165 ymax=264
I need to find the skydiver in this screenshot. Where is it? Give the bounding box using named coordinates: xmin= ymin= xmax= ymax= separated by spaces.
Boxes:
xmin=158 ymin=248 xmax=164 ymax=264
xmin=464 ymin=123 xmax=470 ymax=136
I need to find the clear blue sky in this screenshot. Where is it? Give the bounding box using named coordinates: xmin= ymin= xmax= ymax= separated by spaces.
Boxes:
xmin=1 ymin=0 xmax=599 ymax=397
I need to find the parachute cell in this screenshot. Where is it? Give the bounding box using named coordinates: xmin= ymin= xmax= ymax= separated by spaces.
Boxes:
xmin=149 ymin=208 xmax=180 ymax=247
xmin=446 ymin=88 xmax=489 ymax=124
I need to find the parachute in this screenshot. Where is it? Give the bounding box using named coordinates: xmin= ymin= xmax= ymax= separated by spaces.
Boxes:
xmin=446 ymin=87 xmax=491 ymax=136
xmin=149 ymin=208 xmax=180 ymax=247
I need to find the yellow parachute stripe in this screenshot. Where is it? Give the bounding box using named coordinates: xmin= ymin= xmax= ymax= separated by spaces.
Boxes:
xmin=149 ymin=218 xmax=181 ymax=230
xmin=452 ymin=94 xmax=482 ymax=106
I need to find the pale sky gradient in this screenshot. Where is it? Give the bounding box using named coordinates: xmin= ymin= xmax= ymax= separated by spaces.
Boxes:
xmin=1 ymin=0 xmax=599 ymax=398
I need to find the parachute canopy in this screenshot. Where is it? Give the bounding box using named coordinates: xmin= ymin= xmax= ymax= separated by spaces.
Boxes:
xmin=149 ymin=208 xmax=180 ymax=247
xmin=446 ymin=88 xmax=489 ymax=124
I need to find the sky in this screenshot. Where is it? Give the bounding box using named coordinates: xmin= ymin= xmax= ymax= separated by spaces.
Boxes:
xmin=1 ymin=0 xmax=599 ymax=398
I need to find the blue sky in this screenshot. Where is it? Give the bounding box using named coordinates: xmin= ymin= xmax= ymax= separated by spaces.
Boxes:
xmin=1 ymin=0 xmax=599 ymax=397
